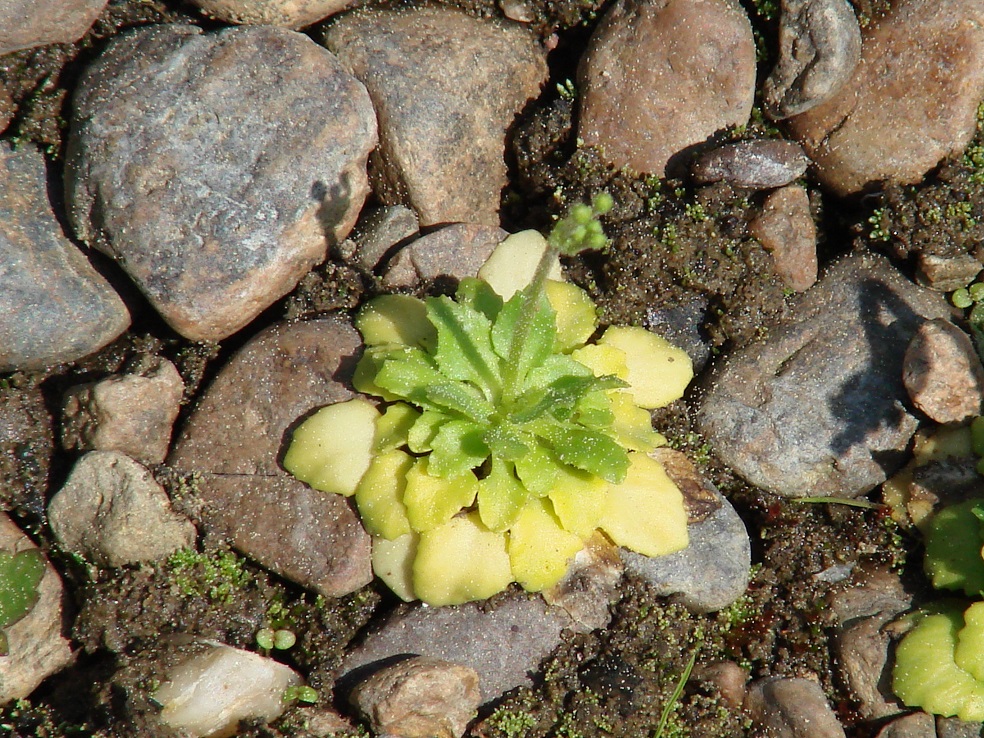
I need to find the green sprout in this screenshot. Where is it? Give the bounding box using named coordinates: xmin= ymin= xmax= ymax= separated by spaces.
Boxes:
xmin=285 ymin=195 xmax=694 ymax=606
xmin=0 ymin=548 xmax=45 ymax=656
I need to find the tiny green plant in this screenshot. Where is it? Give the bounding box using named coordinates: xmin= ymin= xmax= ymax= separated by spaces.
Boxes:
xmin=0 ymin=548 xmax=45 ymax=655
xmin=952 ymin=281 xmax=984 ymax=362
xmin=285 ymin=195 xmax=694 ymax=606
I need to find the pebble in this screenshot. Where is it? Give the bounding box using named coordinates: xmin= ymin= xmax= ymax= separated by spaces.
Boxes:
xmin=916 ymin=252 xmax=983 ymax=293
xmin=577 ymin=0 xmax=756 ymax=176
xmin=65 ymin=24 xmax=376 ymax=342
xmin=787 ymin=0 xmax=984 ymax=196
xmin=343 ymin=205 xmax=420 ymax=273
xmin=189 ymin=0 xmax=349 ymax=28
xmin=762 ymin=0 xmax=862 ymax=119
xmin=699 ymin=251 xmax=950 ymax=498
xmin=152 ymin=638 xmax=302 ymax=738
xmin=1 ymin=142 xmax=129 ymax=372
xmin=350 ymin=656 xmax=480 ymax=738
xmin=903 ymin=318 xmax=984 ymax=424
xmin=694 ymin=660 xmax=749 ymax=710
xmin=749 ymin=184 xmax=818 ymax=292
xmin=690 ymin=139 xmax=810 ymax=189
xmin=61 ymin=357 xmax=184 ymax=466
xmin=0 ymin=0 xmax=108 ymax=55
xmin=937 ymin=716 xmax=984 ymax=738
xmin=325 ymin=6 xmax=547 ymax=227
xmin=340 ymin=594 xmax=573 ymax=705
xmin=48 ymin=451 xmax=196 ymax=567
xmin=0 ymin=513 xmax=74 ymax=704
xmin=169 ymin=315 xmax=372 ymax=598
xmin=875 ymin=712 xmax=936 ymax=738
xmin=382 ymin=224 xmax=508 ymax=289
xmin=744 ymin=676 xmax=847 ymax=738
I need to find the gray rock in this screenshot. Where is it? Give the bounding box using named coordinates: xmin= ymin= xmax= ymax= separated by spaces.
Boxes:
xmin=0 ymin=0 xmax=108 ymax=55
xmin=916 ymin=252 xmax=983 ymax=293
xmin=788 ymin=0 xmax=984 ymax=196
xmin=903 ymin=319 xmax=984 ymax=424
xmin=875 ymin=712 xmax=936 ymax=738
xmin=343 ymin=205 xmax=420 ymax=273
xmin=48 ymin=451 xmax=196 ymax=567
xmin=577 ymin=0 xmax=756 ymax=177
xmin=745 ymin=676 xmax=847 ymax=738
xmin=622 ymin=482 xmax=750 ymax=613
xmin=763 ymin=0 xmax=862 ymax=119
xmin=0 ymin=142 xmax=129 ymax=372
xmin=937 ymin=716 xmax=984 ymax=738
xmin=749 ymin=184 xmax=818 ymax=293
xmin=691 ymin=139 xmax=810 ymax=189
xmin=170 ymin=315 xmax=372 ymax=598
xmin=644 ymin=294 xmax=713 ymax=373
xmin=325 ymin=6 xmax=547 ymax=227
xmin=382 ymin=224 xmax=508 ymax=289
xmin=341 ymin=595 xmax=573 ymax=704
xmin=350 ymin=656 xmax=480 ymax=738
xmin=0 ymin=513 xmax=74 ymax=704
xmin=61 ymin=357 xmax=184 ymax=465
xmin=65 ymin=24 xmax=376 ymax=341
xmin=190 ymin=0 xmax=350 ymax=28
xmin=698 ymin=251 xmax=950 ymax=498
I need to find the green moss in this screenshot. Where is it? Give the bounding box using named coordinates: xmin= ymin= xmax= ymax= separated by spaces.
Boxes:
xmin=165 ymin=548 xmax=253 ymax=605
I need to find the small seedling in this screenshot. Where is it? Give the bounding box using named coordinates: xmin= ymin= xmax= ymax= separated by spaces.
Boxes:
xmin=282 ymin=685 xmax=318 ymax=704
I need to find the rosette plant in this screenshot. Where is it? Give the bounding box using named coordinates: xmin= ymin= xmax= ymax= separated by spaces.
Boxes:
xmin=285 ymin=195 xmax=694 ymax=605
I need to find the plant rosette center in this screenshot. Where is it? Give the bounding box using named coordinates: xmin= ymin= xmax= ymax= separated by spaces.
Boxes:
xmin=285 ymin=222 xmax=694 ymax=607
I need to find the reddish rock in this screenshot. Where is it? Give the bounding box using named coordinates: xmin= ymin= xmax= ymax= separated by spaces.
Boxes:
xmin=749 ymin=184 xmax=818 ymax=292
xmin=903 ymin=318 xmax=984 ymax=424
xmin=0 ymin=0 xmax=108 ymax=55
xmin=577 ymin=0 xmax=756 ymax=176
xmin=382 ymin=224 xmax=507 ymax=289
xmin=190 ymin=0 xmax=350 ymax=27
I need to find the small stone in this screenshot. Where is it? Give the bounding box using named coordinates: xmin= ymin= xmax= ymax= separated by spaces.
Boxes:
xmin=916 ymin=252 xmax=982 ymax=293
xmin=65 ymin=24 xmax=376 ymax=341
xmin=499 ymin=0 xmax=535 ymax=23
xmin=341 ymin=595 xmax=572 ymax=704
xmin=61 ymin=357 xmax=184 ymax=465
xmin=0 ymin=0 xmax=108 ymax=55
xmin=763 ymin=0 xmax=862 ymax=119
xmin=750 ymin=184 xmax=818 ymax=292
xmin=694 ymin=661 xmax=749 ymax=709
xmin=691 ymin=139 xmax=810 ymax=188
xmin=903 ymin=318 xmax=984 ymax=424
xmin=382 ymin=224 xmax=508 ymax=289
xmin=48 ymin=451 xmax=196 ymax=567
xmin=787 ymin=0 xmax=984 ymax=196
xmin=153 ymin=639 xmax=302 ymax=738
xmin=699 ymin=251 xmax=950 ymax=498
xmin=744 ymin=676 xmax=847 ymax=738
xmin=170 ymin=315 xmax=372 ymax=598
xmin=577 ymin=0 xmax=756 ymax=176
xmin=875 ymin=712 xmax=936 ymax=738
xmin=0 ymin=513 xmax=74 ymax=704
xmin=542 ymin=533 xmax=624 ymax=632
xmin=351 ymin=657 xmax=480 ymax=738
xmin=0 ymin=142 xmax=129 ymax=372
xmin=190 ymin=0 xmax=349 ymax=28
xmin=325 ymin=6 xmax=547 ymax=227
xmin=937 ymin=715 xmax=984 ymax=738
xmin=345 ymin=205 xmax=420 ymax=272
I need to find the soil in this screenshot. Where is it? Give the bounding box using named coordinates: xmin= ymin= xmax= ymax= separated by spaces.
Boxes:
xmin=1 ymin=0 xmax=981 ymax=736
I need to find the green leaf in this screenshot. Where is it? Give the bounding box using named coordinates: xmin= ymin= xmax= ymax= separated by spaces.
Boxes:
xmin=537 ymin=424 xmax=629 ymax=484
xmin=422 ymin=382 xmax=494 ymax=423
xmin=572 ymin=389 xmax=616 ymax=429
xmin=408 ymin=409 xmax=450 ymax=454
xmin=483 ymin=421 xmax=531 ymax=461
xmin=522 ymin=354 xmax=594 ymax=394
xmin=491 ymin=290 xmax=556 ymax=389
xmin=513 ymin=441 xmax=559 ymax=496
xmin=511 ymin=373 xmax=626 ymax=424
xmin=0 ymin=549 xmax=44 ymax=632
xmin=456 ymin=277 xmax=503 ymax=323
xmin=428 ymin=419 xmax=490 ymax=478
xmin=477 ymin=458 xmax=533 ymax=532
xmin=372 ymin=347 xmax=444 ymax=403
xmin=404 ymin=459 xmax=478 ymax=532
xmin=426 ymin=296 xmax=502 ymax=398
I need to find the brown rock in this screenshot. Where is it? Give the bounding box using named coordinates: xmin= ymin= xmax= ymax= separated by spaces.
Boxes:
xmin=190 ymin=0 xmax=350 ymax=27
xmin=903 ymin=318 xmax=984 ymax=424
xmin=787 ymin=0 xmax=984 ymax=196
xmin=690 ymin=139 xmax=809 ymax=188
xmin=750 ymin=184 xmax=818 ymax=292
xmin=382 ymin=224 xmax=507 ymax=289
xmin=170 ymin=315 xmax=372 ymax=597
xmin=351 ymin=657 xmax=480 ymax=738
xmin=342 ymin=205 xmax=420 ymax=272
xmin=577 ymin=0 xmax=756 ymax=176
xmin=0 ymin=0 xmax=108 ymax=55
xmin=694 ymin=661 xmax=749 ymax=709
xmin=916 ymin=252 xmax=983 ymax=293
xmin=325 ymin=6 xmax=547 ymax=227
xmin=875 ymin=712 xmax=936 ymax=738
xmin=745 ymin=676 xmax=847 ymax=738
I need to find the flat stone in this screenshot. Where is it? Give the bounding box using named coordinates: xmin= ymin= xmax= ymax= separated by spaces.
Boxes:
xmin=61 ymin=357 xmax=184 ymax=465
xmin=750 ymin=184 xmax=818 ymax=292
xmin=691 ymin=139 xmax=810 ymax=189
xmin=787 ymin=0 xmax=984 ymax=196
xmin=698 ymin=251 xmax=950 ymax=498
xmin=903 ymin=319 xmax=984 ymax=424
xmin=875 ymin=712 xmax=936 ymax=738
xmin=0 ymin=0 xmax=108 ymax=55
xmin=48 ymin=451 xmax=196 ymax=567
xmin=577 ymin=0 xmax=756 ymax=176
xmin=382 ymin=224 xmax=507 ymax=289
xmin=341 ymin=595 xmax=573 ymax=704
xmin=350 ymin=656 xmax=480 ymax=738
xmin=0 ymin=513 xmax=74 ymax=704
xmin=65 ymin=24 xmax=376 ymax=341
xmin=0 ymin=142 xmax=129 ymax=372
xmin=325 ymin=6 xmax=547 ymax=227
xmin=170 ymin=315 xmax=372 ymax=598
xmin=342 ymin=205 xmax=420 ymax=273
xmin=763 ymin=0 xmax=862 ymax=119
xmin=745 ymin=676 xmax=847 ymax=738
xmin=916 ymin=252 xmax=983 ymax=293
xmin=189 ymin=0 xmax=350 ymax=28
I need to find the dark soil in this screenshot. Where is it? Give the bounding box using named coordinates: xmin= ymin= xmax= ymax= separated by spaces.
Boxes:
xmin=1 ymin=0 xmax=981 ymax=736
